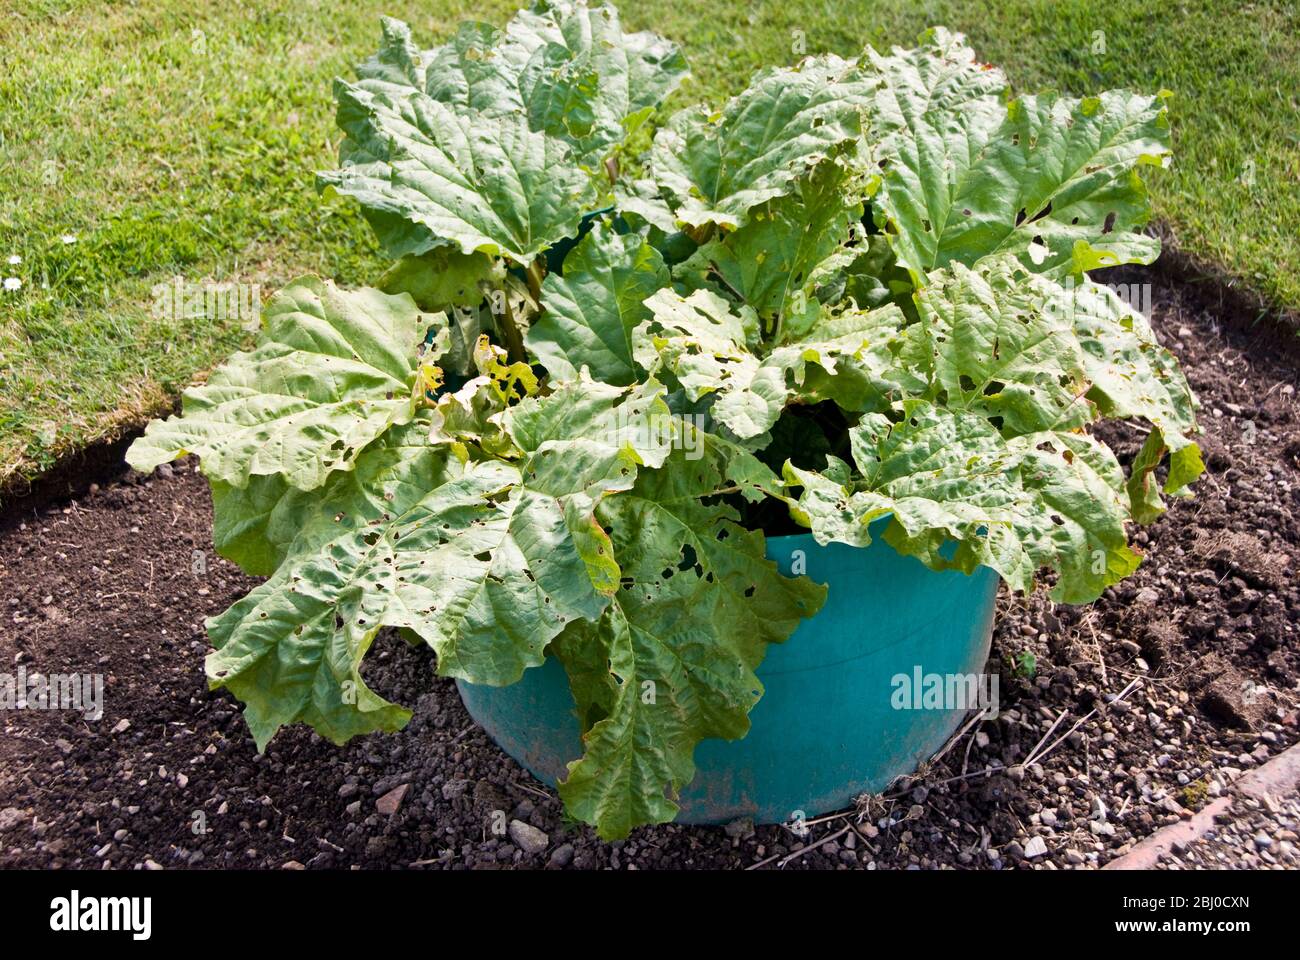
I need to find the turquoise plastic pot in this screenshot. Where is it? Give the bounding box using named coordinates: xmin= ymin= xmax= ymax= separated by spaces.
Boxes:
xmin=457 ymin=531 xmax=1000 ymax=825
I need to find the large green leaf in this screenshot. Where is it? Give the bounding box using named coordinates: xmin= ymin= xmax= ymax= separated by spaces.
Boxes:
xmin=649 ymin=55 xmax=876 ymax=230
xmin=553 ymin=445 xmax=825 ymax=838
xmin=321 ymin=4 xmax=686 ymax=260
xmin=418 ymin=2 xmax=687 ymax=165
xmin=1040 ymin=273 xmax=1202 ymax=516
xmin=900 ymin=258 xmax=1092 ymax=436
xmin=785 ymin=400 xmax=1139 ymax=602
xmin=378 ymin=247 xmax=505 ymax=313
xmin=509 ymin=1 xmax=688 ymax=162
xmin=866 ymin=29 xmax=1170 ymax=277
xmin=207 ymin=461 xmax=524 ymax=749
xmin=675 ymin=159 xmax=865 ymax=323
xmin=210 ymin=421 xmax=457 ymax=578
xmin=888 ymin=259 xmax=1201 ymax=514
xmin=321 ymin=87 xmax=596 ymax=264
xmin=1062 ymin=278 xmax=1198 ymax=448
xmin=127 ymin=279 xmax=426 ymax=491
xmin=206 ymin=377 xmax=674 ymax=750
xmin=528 ymin=222 xmax=669 ymax=384
xmin=1057 ymin=278 xmax=1202 ymax=520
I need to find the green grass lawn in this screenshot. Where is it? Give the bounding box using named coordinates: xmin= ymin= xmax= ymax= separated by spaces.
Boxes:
xmin=2 ymin=0 xmax=1297 ymax=497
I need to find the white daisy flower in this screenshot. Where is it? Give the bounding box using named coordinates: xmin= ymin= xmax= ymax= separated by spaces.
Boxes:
xmin=61 ymin=234 xmax=77 ymax=245
xmin=3 ymin=277 xmax=22 ymax=292
xmin=6 ymin=255 xmax=20 ymax=265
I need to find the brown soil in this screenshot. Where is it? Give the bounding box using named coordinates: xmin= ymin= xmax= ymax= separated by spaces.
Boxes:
xmin=1 ymin=268 xmax=1297 ymax=870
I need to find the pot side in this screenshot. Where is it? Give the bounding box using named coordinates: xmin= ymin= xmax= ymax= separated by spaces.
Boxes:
xmin=457 ymin=531 xmax=1000 ymax=825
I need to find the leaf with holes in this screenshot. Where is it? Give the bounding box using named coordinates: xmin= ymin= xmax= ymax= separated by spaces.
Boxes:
xmin=867 ymin=28 xmax=1171 ymax=278
xmin=648 ymin=55 xmax=876 ymax=230
xmin=634 ymin=288 xmax=903 ymax=439
xmin=127 ymin=278 xmax=429 ymax=491
xmin=552 ymin=445 xmax=826 ymax=838
xmin=785 ymin=400 xmax=1139 ymax=603
xmin=206 ymin=376 xmax=674 ymax=748
xmin=674 ymin=159 xmax=866 ymax=323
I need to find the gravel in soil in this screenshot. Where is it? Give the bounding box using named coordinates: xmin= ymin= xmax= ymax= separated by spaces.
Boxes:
xmin=1 ymin=269 xmax=1298 ymax=870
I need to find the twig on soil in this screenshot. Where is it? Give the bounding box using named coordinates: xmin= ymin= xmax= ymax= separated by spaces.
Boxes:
xmin=931 ymin=709 xmax=989 ymax=769
xmin=928 ymin=764 xmax=1009 ymax=788
xmin=961 ymin=732 xmax=978 ymax=778
xmin=1025 ymin=677 xmax=1143 ymax=771
xmin=747 ymin=821 xmax=853 ymax=870
xmin=447 ymin=723 xmax=477 ymax=745
xmin=1084 ymin=613 xmax=1108 ymax=685
xmin=797 ymin=809 xmax=855 ymax=829
xmin=1021 ymin=708 xmax=1070 ymax=770
xmin=511 ymin=780 xmax=553 ymax=802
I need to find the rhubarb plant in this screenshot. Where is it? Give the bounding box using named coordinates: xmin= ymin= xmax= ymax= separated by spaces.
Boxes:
xmin=129 ymin=2 xmax=1200 ymax=839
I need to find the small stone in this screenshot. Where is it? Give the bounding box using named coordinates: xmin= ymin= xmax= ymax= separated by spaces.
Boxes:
xmin=143 ymin=859 xmax=163 ymax=871
xmin=1024 ymin=836 xmax=1048 ymax=859
xmin=282 ymin=860 xmax=306 ymax=870
xmin=1254 ymin=832 xmax=1274 ymax=850
xmin=0 ymin=808 xmax=25 ymax=832
xmin=508 ymin=819 xmax=549 ymax=856
xmin=547 ymin=843 xmax=575 ymax=868
xmin=176 ymin=773 xmax=188 ymax=789
xmin=54 ymin=739 xmax=73 ymax=756
xmin=1065 ymin=849 xmax=1085 ymax=865
xmin=111 ymin=719 xmax=130 ymax=734
xmin=441 ymin=779 xmax=470 ymax=801
xmin=724 ymin=817 xmax=754 ymax=840
xmin=1040 ymin=809 xmax=1058 ymax=827
xmin=376 ymin=784 xmax=409 ymax=816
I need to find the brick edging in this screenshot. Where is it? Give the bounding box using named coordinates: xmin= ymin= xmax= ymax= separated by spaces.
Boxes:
xmin=1103 ymin=741 xmax=1300 ymax=870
